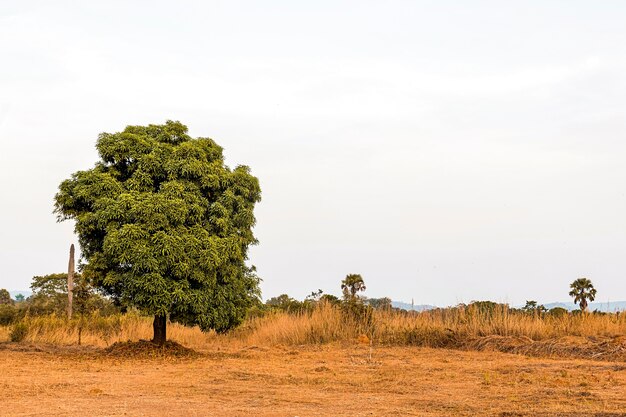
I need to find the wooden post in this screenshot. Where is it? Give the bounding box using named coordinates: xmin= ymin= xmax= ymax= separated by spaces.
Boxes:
xmin=67 ymin=244 xmax=75 ymax=320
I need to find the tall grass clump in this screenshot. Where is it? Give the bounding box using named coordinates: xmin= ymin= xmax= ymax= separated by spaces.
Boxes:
xmin=244 ymin=301 xmax=358 ymax=345
xmin=2 ymin=302 xmax=625 ymax=351
xmin=243 ymin=303 xmax=626 ymax=347
xmin=0 ymin=311 xmax=214 ymax=348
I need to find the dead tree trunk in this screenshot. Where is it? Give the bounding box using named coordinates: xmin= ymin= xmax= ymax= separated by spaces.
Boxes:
xmin=67 ymin=244 xmax=75 ymax=320
xmin=152 ymin=315 xmax=167 ymax=345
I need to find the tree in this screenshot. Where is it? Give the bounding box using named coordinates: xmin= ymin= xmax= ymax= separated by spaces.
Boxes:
xmin=341 ymin=274 xmax=366 ymax=302
xmin=0 ymin=304 xmax=17 ymax=325
xmin=547 ymin=307 xmax=568 ymax=318
xmin=265 ymin=294 xmax=302 ymax=312
xmin=73 ymin=275 xmax=95 ymax=345
xmin=319 ymin=294 xmax=341 ymax=306
xmin=522 ymin=300 xmax=546 ymax=315
xmin=305 ymin=289 xmax=324 ymax=302
xmin=569 ymin=278 xmax=596 ymax=313
xmin=0 ymin=289 xmax=13 ymax=305
xmin=367 ymin=297 xmax=392 ymax=310
xmin=303 ymin=289 xmax=324 ymax=310
xmin=54 ymin=121 xmax=261 ymax=345
xmin=31 ymin=273 xmax=69 ymax=297
xmin=29 ymin=273 xmax=74 ymax=315
xmin=28 ymin=273 xmax=108 ymax=316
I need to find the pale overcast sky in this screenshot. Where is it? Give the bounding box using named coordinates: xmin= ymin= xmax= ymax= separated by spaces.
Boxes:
xmin=1 ymin=1 xmax=625 ymax=306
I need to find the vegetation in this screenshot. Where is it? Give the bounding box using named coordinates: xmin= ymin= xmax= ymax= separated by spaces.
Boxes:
xmin=569 ymin=278 xmax=597 ymax=312
xmin=522 ymin=300 xmax=547 ymax=315
xmin=0 ymin=289 xmax=13 ymax=305
xmin=53 ymin=121 xmax=261 ymax=344
xmin=3 ymin=259 xmax=621 ymax=364
xmin=9 ymin=322 xmax=28 ymax=343
xmin=0 ymin=304 xmax=17 ymax=326
xmin=4 ymin=272 xmax=624 ymax=363
xmin=265 ymin=294 xmax=303 ymax=312
xmin=3 ymin=302 xmax=626 ymax=360
xmin=26 ymin=273 xmax=115 ymax=317
xmin=341 ymin=274 xmax=366 ymax=301
xmin=547 ymin=307 xmax=568 ymax=317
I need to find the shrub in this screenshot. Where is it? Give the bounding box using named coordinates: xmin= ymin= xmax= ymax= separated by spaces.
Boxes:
xmin=0 ymin=304 xmax=17 ymax=325
xmin=10 ymin=322 xmax=29 ymax=342
xmin=548 ymin=307 xmax=568 ymax=318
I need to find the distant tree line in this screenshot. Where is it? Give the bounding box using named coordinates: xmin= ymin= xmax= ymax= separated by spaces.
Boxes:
xmin=0 ymin=273 xmax=119 ymax=326
xmin=256 ymin=277 xmax=604 ymax=319
xmin=259 ymin=274 xmax=393 ymax=316
xmin=0 ymin=273 xmax=605 ymax=332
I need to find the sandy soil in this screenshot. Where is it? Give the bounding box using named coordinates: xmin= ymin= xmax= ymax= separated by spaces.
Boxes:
xmin=2 ymin=343 xmax=626 ymax=416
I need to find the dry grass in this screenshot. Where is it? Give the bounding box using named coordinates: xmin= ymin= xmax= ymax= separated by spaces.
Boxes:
xmin=373 ymin=304 xmax=626 ymax=343
xmin=241 ymin=304 xmax=626 ymax=355
xmin=2 ymin=304 xmax=626 ymax=360
xmin=1 ymin=312 xmax=215 ymax=349
xmin=2 ymin=305 xmax=626 ymax=416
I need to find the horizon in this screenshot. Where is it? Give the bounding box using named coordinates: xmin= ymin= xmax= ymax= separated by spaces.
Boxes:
xmin=7 ymin=288 xmax=625 ymax=312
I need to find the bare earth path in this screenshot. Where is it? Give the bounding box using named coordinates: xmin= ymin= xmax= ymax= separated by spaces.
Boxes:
xmin=2 ymin=344 xmax=626 ymax=416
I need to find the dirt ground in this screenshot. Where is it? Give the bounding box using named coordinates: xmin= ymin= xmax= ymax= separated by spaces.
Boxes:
xmin=2 ymin=343 xmax=626 ymax=417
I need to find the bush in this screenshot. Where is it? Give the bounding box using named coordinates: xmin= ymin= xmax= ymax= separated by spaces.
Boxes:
xmin=0 ymin=304 xmax=17 ymax=325
xmin=548 ymin=307 xmax=568 ymax=318
xmin=10 ymin=322 xmax=29 ymax=342
xmin=265 ymin=294 xmax=305 ymax=313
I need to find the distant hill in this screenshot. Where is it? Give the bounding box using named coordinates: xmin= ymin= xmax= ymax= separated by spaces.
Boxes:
xmin=391 ymin=301 xmax=436 ymax=312
xmin=541 ymin=301 xmax=626 ymax=312
xmin=391 ymin=300 xmax=626 ymax=312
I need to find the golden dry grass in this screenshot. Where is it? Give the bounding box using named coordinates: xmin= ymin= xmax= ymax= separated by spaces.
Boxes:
xmin=1 ymin=312 xmax=215 ymax=349
xmin=3 ymin=304 xmax=626 ymax=358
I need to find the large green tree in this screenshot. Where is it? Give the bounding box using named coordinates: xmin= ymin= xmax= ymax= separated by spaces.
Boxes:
xmin=54 ymin=121 xmax=262 ymax=344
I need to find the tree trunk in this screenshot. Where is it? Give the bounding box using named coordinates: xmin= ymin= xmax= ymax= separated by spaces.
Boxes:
xmin=67 ymin=244 xmax=75 ymax=320
xmin=152 ymin=315 xmax=167 ymax=345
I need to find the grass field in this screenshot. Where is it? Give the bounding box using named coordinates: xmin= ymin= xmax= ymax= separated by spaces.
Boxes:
xmin=2 ymin=305 xmax=626 ymax=416
xmin=2 ymin=342 xmax=626 ymax=416
xmin=4 ymin=304 xmax=626 ymax=360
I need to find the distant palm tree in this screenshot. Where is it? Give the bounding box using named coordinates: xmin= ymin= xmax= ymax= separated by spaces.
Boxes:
xmin=341 ymin=274 xmax=366 ymax=301
xmin=568 ymin=278 xmax=597 ymax=312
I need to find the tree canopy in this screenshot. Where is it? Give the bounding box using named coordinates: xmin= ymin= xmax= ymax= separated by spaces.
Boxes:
xmin=341 ymin=274 xmax=366 ymax=301
xmin=569 ymin=278 xmax=597 ymax=312
xmin=0 ymin=289 xmax=13 ymax=305
xmin=54 ymin=121 xmax=261 ymax=344
xmin=29 ymin=273 xmax=77 ymax=315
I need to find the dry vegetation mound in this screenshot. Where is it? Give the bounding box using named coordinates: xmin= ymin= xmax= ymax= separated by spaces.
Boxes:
xmin=0 ymin=341 xmax=100 ymax=356
xmin=102 ymin=340 xmax=201 ymax=359
xmin=465 ymin=335 xmax=626 ymax=362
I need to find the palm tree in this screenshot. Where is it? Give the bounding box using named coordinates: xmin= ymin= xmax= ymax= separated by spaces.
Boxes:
xmin=341 ymin=274 xmax=366 ymax=301
xmin=568 ymin=278 xmax=597 ymax=312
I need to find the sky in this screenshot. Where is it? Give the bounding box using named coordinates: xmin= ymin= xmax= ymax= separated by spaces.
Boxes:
xmin=1 ymin=1 xmax=625 ymax=306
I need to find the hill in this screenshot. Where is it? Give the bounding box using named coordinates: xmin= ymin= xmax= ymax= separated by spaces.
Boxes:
xmin=542 ymin=301 xmax=626 ymax=312
xmin=392 ymin=300 xmax=626 ymax=312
